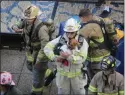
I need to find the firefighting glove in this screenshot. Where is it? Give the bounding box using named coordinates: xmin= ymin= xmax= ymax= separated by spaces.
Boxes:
xmin=44 ymin=69 xmax=57 ymax=86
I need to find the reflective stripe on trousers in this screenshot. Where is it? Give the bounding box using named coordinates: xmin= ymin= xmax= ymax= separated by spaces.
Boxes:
xmin=89 ymin=85 xmax=97 ymax=92
xmin=32 ymin=86 xmax=43 ymax=93
xmin=32 ymin=61 xmax=48 ymax=93
xmin=98 ymin=92 xmax=118 ymax=95
xmin=57 ymin=69 xmax=81 ymax=78
xmin=119 ymin=91 xmax=124 ymax=95
xmin=26 ymin=52 xmax=34 ymax=62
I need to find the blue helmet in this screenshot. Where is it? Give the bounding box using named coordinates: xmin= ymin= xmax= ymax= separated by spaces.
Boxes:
xmin=101 ymin=55 xmax=116 ymax=70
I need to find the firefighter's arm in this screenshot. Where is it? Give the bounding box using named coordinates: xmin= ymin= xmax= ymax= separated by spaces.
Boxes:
xmin=79 ymin=25 xmax=91 ymax=40
xmin=118 ymin=75 xmax=124 ymax=95
xmin=79 ymin=24 xmax=98 ymax=42
xmin=67 ymin=38 xmax=89 ymax=64
xmin=44 ymin=36 xmax=61 ymax=61
xmin=103 ymin=18 xmax=119 ymax=44
xmin=37 ymin=25 xmax=50 ymax=60
xmin=88 ymin=74 xmax=98 ymax=95
xmin=11 ymin=19 xmax=24 ymax=33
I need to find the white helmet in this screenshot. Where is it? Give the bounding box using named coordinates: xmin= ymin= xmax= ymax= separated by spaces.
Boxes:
xmin=64 ymin=18 xmax=81 ymax=32
xmin=0 ymin=71 xmax=15 ymax=85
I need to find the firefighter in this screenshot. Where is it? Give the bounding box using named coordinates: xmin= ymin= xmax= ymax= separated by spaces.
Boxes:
xmin=0 ymin=71 xmax=22 ymax=95
xmin=99 ymin=0 xmax=119 ymax=18
xmin=88 ymin=55 xmax=124 ymax=95
xmin=78 ymin=8 xmax=119 ymax=80
xmin=12 ymin=5 xmax=55 ymax=95
xmin=44 ymin=18 xmax=89 ymax=94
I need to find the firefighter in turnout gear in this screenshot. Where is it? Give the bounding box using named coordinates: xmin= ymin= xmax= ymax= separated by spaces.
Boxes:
xmin=12 ymin=5 xmax=55 ymax=95
xmin=88 ymin=55 xmax=124 ymax=95
xmin=44 ymin=18 xmax=89 ymax=94
xmin=79 ymin=8 xmax=119 ymax=80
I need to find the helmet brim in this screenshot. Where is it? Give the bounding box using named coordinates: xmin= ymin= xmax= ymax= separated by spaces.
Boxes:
xmin=64 ymin=28 xmax=78 ymax=32
xmin=63 ymin=24 xmax=81 ymax=32
xmin=23 ymin=10 xmax=42 ymax=19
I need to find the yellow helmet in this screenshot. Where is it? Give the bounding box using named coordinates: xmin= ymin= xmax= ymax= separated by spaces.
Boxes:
xmin=24 ymin=5 xmax=40 ymax=19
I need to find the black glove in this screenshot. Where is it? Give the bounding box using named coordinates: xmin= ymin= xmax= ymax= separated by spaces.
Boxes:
xmin=44 ymin=69 xmax=57 ymax=86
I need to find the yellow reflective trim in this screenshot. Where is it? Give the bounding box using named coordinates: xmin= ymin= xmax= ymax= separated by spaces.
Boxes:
xmin=15 ymin=21 xmax=20 ymax=25
xmin=31 ymin=42 xmax=41 ymax=46
xmin=79 ymin=51 xmax=86 ymax=57
xmin=119 ymin=91 xmax=124 ymax=94
xmin=72 ymin=50 xmax=86 ymax=64
xmin=32 ymin=86 xmax=43 ymax=92
xmin=26 ymin=52 xmax=34 ymax=62
xmin=45 ymin=69 xmax=52 ymax=78
xmin=103 ymin=59 xmax=107 ymax=61
xmin=90 ymin=41 xmax=98 ymax=47
xmin=47 ymin=52 xmax=55 ymax=60
xmin=112 ymin=64 xmax=114 ymax=67
xmin=58 ymin=70 xmax=81 ymax=78
xmin=90 ymin=37 xmax=104 ymax=47
xmin=88 ymin=85 xmax=97 ymax=92
xmin=98 ymin=92 xmax=118 ymax=95
xmin=46 ymin=43 xmax=55 ymax=49
xmin=27 ymin=57 xmax=34 ymax=62
xmin=73 ymin=56 xmax=79 ymax=64
xmin=107 ymin=60 xmax=110 ymax=64
xmin=37 ymin=52 xmax=44 ymax=58
xmin=94 ymin=37 xmax=104 ymax=43
xmin=74 ymin=24 xmax=80 ymax=30
xmin=87 ymin=53 xmax=110 ymax=62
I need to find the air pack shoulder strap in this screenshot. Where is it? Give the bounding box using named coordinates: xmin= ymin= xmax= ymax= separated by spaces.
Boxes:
xmin=84 ymin=20 xmax=105 ymax=45
xmin=53 ymin=36 xmax=67 ymax=55
xmin=31 ymin=22 xmax=44 ymax=40
xmin=78 ymin=35 xmax=84 ymax=49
